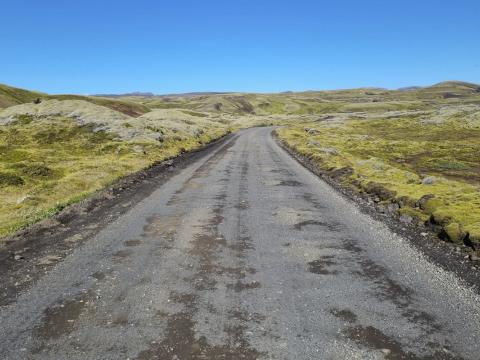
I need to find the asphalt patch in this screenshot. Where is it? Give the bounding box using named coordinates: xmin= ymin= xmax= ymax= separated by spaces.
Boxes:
xmin=307 ymin=255 xmax=338 ymax=275
xmin=135 ymin=290 xmax=264 ymax=359
xmin=355 ymin=258 xmax=442 ymax=334
xmin=125 ymin=239 xmax=142 ymax=247
xmin=227 ymin=280 xmax=261 ymax=292
xmin=343 ymin=325 xmax=461 ymax=360
xmin=112 ymin=249 xmax=132 ymax=262
xmin=294 ymin=219 xmax=343 ymax=232
xmin=344 ymin=325 xmax=410 ymax=359
xmin=91 ymin=271 xmax=106 ymax=281
xmin=33 ymin=290 xmax=94 ymax=341
xmin=330 ymin=308 xmax=358 ymax=323
xmin=276 ymin=180 xmax=303 ymax=187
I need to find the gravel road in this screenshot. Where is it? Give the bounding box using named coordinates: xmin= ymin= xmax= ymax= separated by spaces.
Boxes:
xmin=0 ymin=127 xmax=479 ymax=359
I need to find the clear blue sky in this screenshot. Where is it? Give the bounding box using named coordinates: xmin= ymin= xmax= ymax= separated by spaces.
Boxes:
xmin=1 ymin=0 xmax=479 ymax=94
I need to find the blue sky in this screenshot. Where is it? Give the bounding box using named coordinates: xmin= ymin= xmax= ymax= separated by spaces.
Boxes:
xmin=1 ymin=0 xmax=479 ymax=94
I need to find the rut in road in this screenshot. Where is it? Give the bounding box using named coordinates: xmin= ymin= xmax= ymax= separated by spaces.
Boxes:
xmin=0 ymin=127 xmax=479 ymax=360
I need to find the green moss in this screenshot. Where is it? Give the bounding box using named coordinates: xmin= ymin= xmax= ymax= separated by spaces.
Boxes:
xmin=445 ymin=222 xmax=462 ymax=242
xmin=0 ymin=116 xmax=228 ymax=238
xmin=470 ymin=229 xmax=480 ymax=242
xmin=432 ymin=209 xmax=453 ymax=225
xmin=398 ymin=207 xmax=429 ymax=222
xmin=277 ymin=114 xmax=480 ymax=242
xmin=14 ymin=114 xmax=34 ymax=125
xmin=181 ymin=110 xmax=209 ymax=117
xmin=12 ymin=163 xmax=53 ymax=177
xmin=145 ymin=125 xmax=164 ymax=134
xmin=423 ymin=198 xmax=444 ymax=214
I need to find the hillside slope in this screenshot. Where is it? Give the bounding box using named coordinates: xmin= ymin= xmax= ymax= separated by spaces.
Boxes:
xmin=108 ymin=81 xmax=480 ymax=115
xmin=0 ymin=84 xmax=44 ymax=109
xmin=0 ymin=98 xmax=231 ymax=238
xmin=0 ymin=83 xmax=150 ymax=117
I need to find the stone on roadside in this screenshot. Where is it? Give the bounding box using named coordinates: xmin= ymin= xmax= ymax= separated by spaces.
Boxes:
xmin=387 ymin=203 xmax=400 ymax=214
xmin=399 ymin=214 xmax=413 ymax=224
xmin=469 ymin=253 xmax=480 ymax=262
xmin=65 ymin=234 xmax=83 ymax=243
xmin=36 ymin=255 xmax=62 ymax=266
xmin=421 ymin=176 xmax=437 ymax=185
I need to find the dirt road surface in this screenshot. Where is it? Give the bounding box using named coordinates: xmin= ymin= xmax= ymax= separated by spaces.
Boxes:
xmin=1 ymin=128 xmax=479 ymax=359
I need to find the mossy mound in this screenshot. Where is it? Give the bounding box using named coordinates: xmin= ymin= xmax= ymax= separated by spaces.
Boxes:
xmin=12 ymin=163 xmax=54 ymax=177
xmin=444 ymin=222 xmax=463 ymax=243
xmin=0 ymin=172 xmax=24 ymax=187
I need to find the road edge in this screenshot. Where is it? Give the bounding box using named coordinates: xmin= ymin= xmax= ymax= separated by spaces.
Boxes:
xmin=0 ymin=131 xmax=237 ymax=306
xmin=272 ymin=129 xmax=480 ymax=294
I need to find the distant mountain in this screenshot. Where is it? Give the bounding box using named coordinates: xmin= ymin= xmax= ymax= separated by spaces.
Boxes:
xmin=93 ymin=92 xmax=156 ymax=98
xmin=2 ymin=80 xmax=480 ymax=116
xmin=93 ymin=91 xmax=235 ymax=98
xmin=158 ymin=92 xmax=232 ymax=98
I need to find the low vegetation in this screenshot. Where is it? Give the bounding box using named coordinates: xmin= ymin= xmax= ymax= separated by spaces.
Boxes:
xmin=277 ymin=106 xmax=480 ymax=243
xmin=0 ymin=100 xmax=229 ymax=238
xmin=1 ymin=80 xmax=479 ymax=247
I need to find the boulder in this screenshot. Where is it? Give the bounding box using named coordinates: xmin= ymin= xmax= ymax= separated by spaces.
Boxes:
xmin=421 ymin=176 xmax=437 ymax=185
xmin=387 ymin=203 xmax=400 ymax=214
xmin=399 ymin=214 xmax=413 ymax=224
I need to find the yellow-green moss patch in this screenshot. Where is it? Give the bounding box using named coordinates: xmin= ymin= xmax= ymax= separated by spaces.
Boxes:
xmin=277 ymin=116 xmax=480 ymax=242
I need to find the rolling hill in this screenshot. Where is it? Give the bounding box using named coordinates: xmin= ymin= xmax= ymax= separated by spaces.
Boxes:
xmin=0 ymin=80 xmax=479 ymax=247
xmin=0 ymin=83 xmax=150 ymax=117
